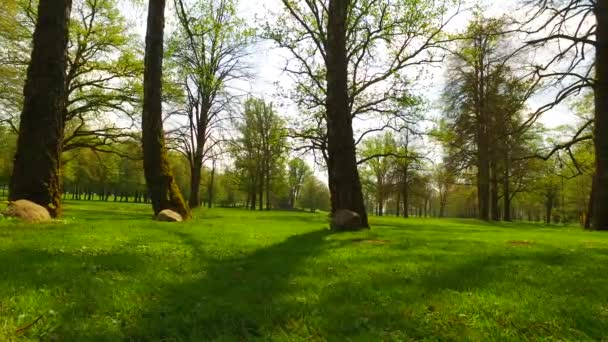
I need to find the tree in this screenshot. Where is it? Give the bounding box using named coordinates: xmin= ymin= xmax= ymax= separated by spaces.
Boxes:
xmin=360 ymin=133 xmax=396 ymax=216
xmin=9 ymin=0 xmax=72 ymax=217
xmin=230 ymin=98 xmax=287 ymax=210
xmin=299 ymin=176 xmax=331 ymax=213
xmin=521 ymin=0 xmax=606 ymax=229
xmin=169 ymin=0 xmax=252 ymax=208
xmin=287 ymin=158 xmax=312 ymax=209
xmin=434 ymin=163 xmax=454 ymax=218
xmin=141 ymin=0 xmax=190 ymax=219
xmin=2 ymin=0 xmax=143 ymax=155
xmin=442 ymin=15 xmax=533 ymax=221
xmin=270 ymin=0 xmax=456 ymax=229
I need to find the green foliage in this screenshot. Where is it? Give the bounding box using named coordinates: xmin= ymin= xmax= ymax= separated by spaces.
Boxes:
xmin=298 ymin=176 xmax=330 ymax=212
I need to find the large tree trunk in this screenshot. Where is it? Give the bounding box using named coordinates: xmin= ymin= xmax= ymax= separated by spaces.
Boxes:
xmin=9 ymin=0 xmax=72 ymax=218
xmin=592 ymin=2 xmax=608 ymax=230
xmin=188 ymin=163 xmax=201 ymax=208
xmin=141 ymin=0 xmax=190 ymax=219
xmin=325 ymin=0 xmax=369 ymax=230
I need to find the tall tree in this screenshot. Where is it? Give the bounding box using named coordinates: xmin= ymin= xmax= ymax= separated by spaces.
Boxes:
xmin=522 ymin=0 xmax=606 ymax=229
xmin=270 ymin=0 xmax=455 ymax=229
xmin=442 ymin=15 xmax=533 ymax=221
xmin=169 ymin=0 xmax=252 ymax=208
xmin=287 ymin=158 xmax=312 ymax=209
xmin=9 ymin=0 xmax=72 ymax=217
xmin=325 ymin=0 xmax=368 ymax=228
xmin=2 ymin=0 xmax=143 ymax=155
xmin=230 ymin=98 xmax=287 ymax=211
xmin=141 ymin=0 xmax=190 ymax=219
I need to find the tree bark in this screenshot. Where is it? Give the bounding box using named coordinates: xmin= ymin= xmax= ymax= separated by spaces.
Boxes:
xmin=592 ymin=2 xmax=608 ymax=230
xmin=325 ymin=0 xmax=369 ymax=230
xmin=188 ymin=163 xmax=201 ymax=208
xmin=141 ymin=0 xmax=190 ymax=219
xmin=9 ymin=0 xmax=72 ymax=218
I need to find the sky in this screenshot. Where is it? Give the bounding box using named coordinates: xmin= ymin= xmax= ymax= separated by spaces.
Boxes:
xmin=118 ymin=0 xmax=587 ymax=175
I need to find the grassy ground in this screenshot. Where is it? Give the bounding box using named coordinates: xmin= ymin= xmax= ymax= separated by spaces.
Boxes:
xmin=1 ymin=202 xmax=608 ymax=341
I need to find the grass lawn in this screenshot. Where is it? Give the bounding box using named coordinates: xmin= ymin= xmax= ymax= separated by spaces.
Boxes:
xmin=1 ymin=201 xmax=608 ymax=341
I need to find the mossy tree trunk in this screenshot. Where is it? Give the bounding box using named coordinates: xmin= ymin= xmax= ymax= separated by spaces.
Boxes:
xmin=141 ymin=0 xmax=190 ymax=219
xmin=9 ymin=0 xmax=72 ymax=218
xmin=326 ymin=0 xmax=369 ymax=230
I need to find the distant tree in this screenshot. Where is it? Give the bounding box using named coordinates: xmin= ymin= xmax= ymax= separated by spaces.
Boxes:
xmin=360 ymin=133 xmax=396 ymax=216
xmin=442 ymin=15 xmax=533 ymax=221
xmin=230 ymin=98 xmax=287 ymax=210
xmin=299 ymin=177 xmax=330 ymax=213
xmin=168 ymin=0 xmax=252 ymax=208
xmin=287 ymin=158 xmax=312 ymax=209
xmin=141 ymin=0 xmax=190 ymax=219
xmin=9 ymin=0 xmax=72 ymax=217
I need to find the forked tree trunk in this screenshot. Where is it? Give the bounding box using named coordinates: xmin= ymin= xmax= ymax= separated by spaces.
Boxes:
xmin=325 ymin=0 xmax=369 ymax=229
xmin=9 ymin=0 xmax=72 ymax=218
xmin=141 ymin=0 xmax=190 ymax=219
xmin=592 ymin=2 xmax=608 ymax=230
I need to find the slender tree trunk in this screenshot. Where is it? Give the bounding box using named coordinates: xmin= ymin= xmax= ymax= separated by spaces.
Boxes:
xmin=395 ymin=192 xmax=400 ymax=216
xmin=326 ymin=0 xmax=369 ymax=230
xmin=546 ymin=200 xmax=553 ymax=224
xmin=402 ymin=184 xmax=409 ymax=218
xmin=189 ymin=163 xmax=201 ymax=208
xmin=9 ymin=0 xmax=72 ymax=217
xmin=475 ymin=37 xmax=490 ymax=221
xmin=586 ymin=176 xmax=594 ymax=229
xmin=265 ymin=160 xmax=271 ymax=210
xmin=250 ymin=181 xmax=257 ymax=210
xmin=592 ymin=2 xmax=608 ymax=229
xmin=207 ymin=161 xmax=215 ymax=209
xmin=141 ymin=0 xmax=190 ymax=219
xmin=490 ymin=162 xmax=500 ymax=221
xmin=503 ymin=155 xmax=512 ymax=221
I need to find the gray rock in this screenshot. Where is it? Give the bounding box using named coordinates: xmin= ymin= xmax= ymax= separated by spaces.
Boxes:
xmin=4 ymin=200 xmax=52 ymax=223
xmin=331 ymin=209 xmax=363 ymax=231
xmin=156 ymin=209 xmax=183 ymax=222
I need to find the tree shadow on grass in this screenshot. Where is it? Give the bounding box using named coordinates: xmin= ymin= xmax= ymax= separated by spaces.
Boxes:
xmin=126 ymin=225 xmax=608 ymax=340
xmin=126 ymin=228 xmax=335 ymax=340
xmin=0 ymin=248 xmax=148 ymax=341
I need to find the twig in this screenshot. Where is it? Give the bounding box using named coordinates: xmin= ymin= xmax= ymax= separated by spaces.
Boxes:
xmin=15 ymin=315 xmax=43 ymax=334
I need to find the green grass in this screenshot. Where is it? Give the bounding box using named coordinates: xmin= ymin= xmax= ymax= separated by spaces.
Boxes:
xmin=2 ymin=201 xmax=608 ymax=341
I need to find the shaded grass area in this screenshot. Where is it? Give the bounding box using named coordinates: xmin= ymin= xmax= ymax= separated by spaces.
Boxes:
xmin=1 ymin=201 xmax=608 ymax=341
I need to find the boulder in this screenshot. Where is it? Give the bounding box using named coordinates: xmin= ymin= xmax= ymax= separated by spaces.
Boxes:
xmin=157 ymin=209 xmax=183 ymax=222
xmin=4 ymin=200 xmax=52 ymax=223
xmin=331 ymin=209 xmax=363 ymax=231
